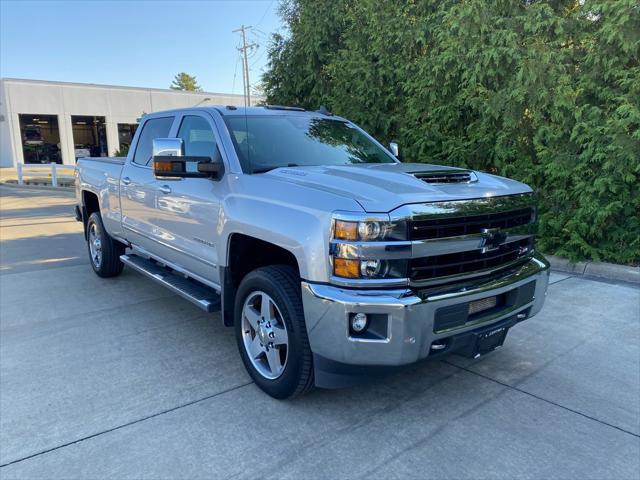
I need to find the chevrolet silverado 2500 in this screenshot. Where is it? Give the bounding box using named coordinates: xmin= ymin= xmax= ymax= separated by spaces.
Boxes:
xmin=75 ymin=105 xmax=550 ymax=399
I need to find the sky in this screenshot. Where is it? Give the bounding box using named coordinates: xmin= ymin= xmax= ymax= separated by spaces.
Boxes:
xmin=0 ymin=0 xmax=283 ymax=94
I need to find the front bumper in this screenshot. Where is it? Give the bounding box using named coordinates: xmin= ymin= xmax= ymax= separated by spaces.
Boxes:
xmin=301 ymin=253 xmax=550 ymax=387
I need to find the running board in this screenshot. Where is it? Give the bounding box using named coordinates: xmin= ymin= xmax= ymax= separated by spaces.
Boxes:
xmin=120 ymin=254 xmax=221 ymax=313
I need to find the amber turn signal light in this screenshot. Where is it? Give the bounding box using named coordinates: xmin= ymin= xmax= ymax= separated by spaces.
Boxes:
xmin=334 ymin=258 xmax=360 ymax=278
xmin=334 ymin=220 xmax=357 ymax=241
xmin=154 ymin=159 xmax=174 ymax=173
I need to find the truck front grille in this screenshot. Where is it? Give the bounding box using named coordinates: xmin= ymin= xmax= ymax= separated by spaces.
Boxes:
xmin=409 ymin=238 xmax=533 ymax=282
xmin=409 ymin=207 xmax=534 ymax=241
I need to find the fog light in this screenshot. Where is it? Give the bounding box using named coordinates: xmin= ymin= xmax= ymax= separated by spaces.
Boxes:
xmin=351 ymin=313 xmax=368 ymax=332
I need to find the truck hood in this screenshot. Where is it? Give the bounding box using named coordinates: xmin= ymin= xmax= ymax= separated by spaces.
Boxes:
xmin=263 ymin=163 xmax=532 ymax=212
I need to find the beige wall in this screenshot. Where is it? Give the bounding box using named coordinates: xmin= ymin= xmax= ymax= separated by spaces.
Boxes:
xmin=0 ymin=78 xmax=252 ymax=167
xmin=0 ymin=82 xmax=11 ymax=168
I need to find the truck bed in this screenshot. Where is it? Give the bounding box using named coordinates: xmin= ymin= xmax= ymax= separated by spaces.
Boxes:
xmin=76 ymin=156 xmax=127 ymax=238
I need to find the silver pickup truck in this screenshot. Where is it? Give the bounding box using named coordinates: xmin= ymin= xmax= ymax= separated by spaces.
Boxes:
xmin=75 ymin=105 xmax=550 ymax=399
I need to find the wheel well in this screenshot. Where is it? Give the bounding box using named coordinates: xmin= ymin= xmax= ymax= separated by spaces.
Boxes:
xmin=83 ymin=190 xmax=100 ymax=217
xmin=222 ymin=234 xmax=300 ymax=326
xmin=82 ymin=191 xmax=100 ymax=238
xmin=228 ymin=234 xmax=299 ymax=286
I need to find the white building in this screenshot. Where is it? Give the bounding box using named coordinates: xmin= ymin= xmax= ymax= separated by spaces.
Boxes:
xmin=0 ymin=78 xmax=249 ymax=167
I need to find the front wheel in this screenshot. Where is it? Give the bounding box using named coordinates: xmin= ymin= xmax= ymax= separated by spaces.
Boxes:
xmin=234 ymin=265 xmax=314 ymax=399
xmin=86 ymin=212 xmax=125 ymax=278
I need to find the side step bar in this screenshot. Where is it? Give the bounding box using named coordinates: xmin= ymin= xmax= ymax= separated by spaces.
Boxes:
xmin=120 ymin=254 xmax=221 ymax=313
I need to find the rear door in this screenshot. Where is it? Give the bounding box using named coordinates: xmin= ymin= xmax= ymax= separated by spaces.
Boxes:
xmin=120 ymin=115 xmax=176 ymax=250
xmin=150 ymin=113 xmax=226 ymax=285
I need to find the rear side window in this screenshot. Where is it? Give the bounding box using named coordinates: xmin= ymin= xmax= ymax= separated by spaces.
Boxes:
xmin=177 ymin=115 xmax=222 ymax=162
xmin=132 ymin=117 xmax=174 ymax=166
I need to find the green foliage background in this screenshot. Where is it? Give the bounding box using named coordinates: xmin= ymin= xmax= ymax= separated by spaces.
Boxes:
xmin=263 ymin=0 xmax=639 ymax=264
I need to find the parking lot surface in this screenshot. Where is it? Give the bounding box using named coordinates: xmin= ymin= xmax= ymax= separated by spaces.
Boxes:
xmin=1 ymin=185 xmax=639 ymax=479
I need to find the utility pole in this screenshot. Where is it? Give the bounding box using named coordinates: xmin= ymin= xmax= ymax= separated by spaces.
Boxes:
xmin=232 ymin=25 xmax=257 ymax=107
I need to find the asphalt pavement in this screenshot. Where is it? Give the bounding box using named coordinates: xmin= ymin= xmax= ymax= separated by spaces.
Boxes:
xmin=1 ymin=185 xmax=638 ymax=479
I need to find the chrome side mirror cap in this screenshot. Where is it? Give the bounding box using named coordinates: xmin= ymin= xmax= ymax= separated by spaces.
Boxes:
xmin=153 ymin=138 xmax=183 ymax=157
xmin=389 ymin=142 xmax=399 ymax=157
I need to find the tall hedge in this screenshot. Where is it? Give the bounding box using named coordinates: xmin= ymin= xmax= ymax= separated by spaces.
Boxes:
xmin=263 ymin=0 xmax=639 ymax=264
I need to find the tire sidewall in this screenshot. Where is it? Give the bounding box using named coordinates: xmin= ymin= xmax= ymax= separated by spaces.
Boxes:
xmin=87 ymin=213 xmax=105 ymax=274
xmin=234 ymin=268 xmax=307 ymax=398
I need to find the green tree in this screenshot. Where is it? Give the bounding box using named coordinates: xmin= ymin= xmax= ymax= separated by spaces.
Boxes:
xmin=263 ymin=0 xmax=639 ymax=264
xmin=262 ymin=0 xmax=350 ymax=108
xmin=170 ymin=72 xmax=203 ymax=92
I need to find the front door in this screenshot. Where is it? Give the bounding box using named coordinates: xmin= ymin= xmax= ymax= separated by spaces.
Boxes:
xmin=151 ymin=113 xmax=224 ymax=285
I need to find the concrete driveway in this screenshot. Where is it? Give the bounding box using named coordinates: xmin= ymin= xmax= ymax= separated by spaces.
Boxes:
xmin=1 ymin=185 xmax=638 ymax=479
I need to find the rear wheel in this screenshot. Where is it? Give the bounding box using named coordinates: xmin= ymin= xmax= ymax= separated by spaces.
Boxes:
xmin=86 ymin=212 xmax=125 ymax=277
xmin=234 ymin=265 xmax=314 ymax=399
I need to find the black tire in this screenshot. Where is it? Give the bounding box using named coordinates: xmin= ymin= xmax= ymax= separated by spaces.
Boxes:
xmin=234 ymin=265 xmax=314 ymax=399
xmin=86 ymin=212 xmax=125 ymax=278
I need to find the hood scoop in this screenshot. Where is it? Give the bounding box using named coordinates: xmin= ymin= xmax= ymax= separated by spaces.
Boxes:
xmin=412 ymin=170 xmax=477 ymax=184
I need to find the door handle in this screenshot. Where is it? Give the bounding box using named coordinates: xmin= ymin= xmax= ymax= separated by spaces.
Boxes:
xmin=121 ymin=176 xmax=131 ymax=185
xmin=158 ymin=185 xmax=172 ymax=194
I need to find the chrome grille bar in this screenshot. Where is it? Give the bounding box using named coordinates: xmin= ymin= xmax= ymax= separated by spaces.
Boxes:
xmin=391 ymin=193 xmax=537 ymax=287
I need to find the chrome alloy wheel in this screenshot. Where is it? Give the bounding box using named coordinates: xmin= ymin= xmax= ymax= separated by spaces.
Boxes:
xmin=241 ymin=291 xmax=289 ymax=380
xmin=88 ymin=222 xmax=103 ymax=269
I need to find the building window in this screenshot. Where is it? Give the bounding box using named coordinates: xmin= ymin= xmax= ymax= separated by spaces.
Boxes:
xmin=71 ymin=115 xmax=108 ymax=161
xmin=18 ymin=114 xmax=62 ymax=164
xmin=117 ymin=123 xmax=138 ymax=156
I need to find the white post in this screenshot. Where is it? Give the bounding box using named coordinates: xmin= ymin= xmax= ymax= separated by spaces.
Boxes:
xmin=17 ymin=163 xmax=23 ymax=185
xmin=51 ymin=162 xmax=58 ymax=188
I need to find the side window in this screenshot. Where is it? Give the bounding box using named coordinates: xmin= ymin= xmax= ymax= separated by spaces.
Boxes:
xmin=132 ymin=116 xmax=175 ymax=166
xmin=178 ymin=115 xmax=222 ymax=162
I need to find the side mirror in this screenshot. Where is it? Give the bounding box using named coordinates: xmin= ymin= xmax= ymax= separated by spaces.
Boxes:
xmin=153 ymin=138 xmax=183 ymax=157
xmin=389 ymin=142 xmax=399 ymax=157
xmin=152 ymin=138 xmax=224 ymax=179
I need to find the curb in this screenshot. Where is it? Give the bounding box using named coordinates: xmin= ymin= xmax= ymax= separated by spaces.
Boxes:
xmin=546 ymin=254 xmax=639 ymax=285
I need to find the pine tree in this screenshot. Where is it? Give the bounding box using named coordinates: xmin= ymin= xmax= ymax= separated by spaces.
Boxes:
xmin=170 ymin=72 xmax=203 ymax=92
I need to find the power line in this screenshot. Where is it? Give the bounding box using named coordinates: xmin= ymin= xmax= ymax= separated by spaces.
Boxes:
xmin=231 ymin=55 xmax=240 ymax=94
xmin=255 ymin=0 xmax=275 ymax=28
xmin=250 ymin=47 xmax=267 ymax=69
xmin=232 ymin=25 xmax=258 ymax=107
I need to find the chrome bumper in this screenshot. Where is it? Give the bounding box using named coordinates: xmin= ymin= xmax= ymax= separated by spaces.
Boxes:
xmin=301 ymin=253 xmax=550 ymax=368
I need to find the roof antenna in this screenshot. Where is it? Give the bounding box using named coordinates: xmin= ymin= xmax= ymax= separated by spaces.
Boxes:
xmin=318 ymin=105 xmax=333 ymax=116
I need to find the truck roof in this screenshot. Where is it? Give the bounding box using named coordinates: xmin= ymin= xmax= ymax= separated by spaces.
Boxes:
xmin=214 ymin=105 xmax=346 ymax=120
xmin=144 ymin=105 xmax=346 ymax=120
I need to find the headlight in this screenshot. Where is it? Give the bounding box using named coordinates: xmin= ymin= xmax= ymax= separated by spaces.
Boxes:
xmin=358 ymin=221 xmax=381 ymax=241
xmin=333 ymin=219 xmax=407 ymax=242
xmin=333 ymin=258 xmax=408 ymax=280
xmin=360 ymin=259 xmax=384 ymax=277
xmin=331 ymin=213 xmax=409 ymax=282
xmin=333 ymin=257 xmax=408 ymax=280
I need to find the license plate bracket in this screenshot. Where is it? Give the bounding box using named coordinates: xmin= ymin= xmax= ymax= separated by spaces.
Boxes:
xmin=472 ymin=326 xmax=508 ymax=358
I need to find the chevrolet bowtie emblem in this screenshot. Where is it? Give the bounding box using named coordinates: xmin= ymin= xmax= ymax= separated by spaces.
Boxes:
xmin=480 ymin=228 xmax=507 ymax=253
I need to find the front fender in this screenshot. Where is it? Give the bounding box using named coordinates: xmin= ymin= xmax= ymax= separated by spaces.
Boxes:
xmin=219 ymin=175 xmax=364 ymax=282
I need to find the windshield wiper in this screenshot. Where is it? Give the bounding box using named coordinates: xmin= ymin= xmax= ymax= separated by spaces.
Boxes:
xmin=252 ymin=163 xmax=299 ymax=174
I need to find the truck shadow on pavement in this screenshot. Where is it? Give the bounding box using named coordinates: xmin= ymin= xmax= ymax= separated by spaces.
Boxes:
xmin=0 ymin=232 xmax=87 ymax=274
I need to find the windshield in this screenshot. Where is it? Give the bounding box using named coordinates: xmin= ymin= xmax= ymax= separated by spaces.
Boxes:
xmin=223 ymin=115 xmax=396 ymax=173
